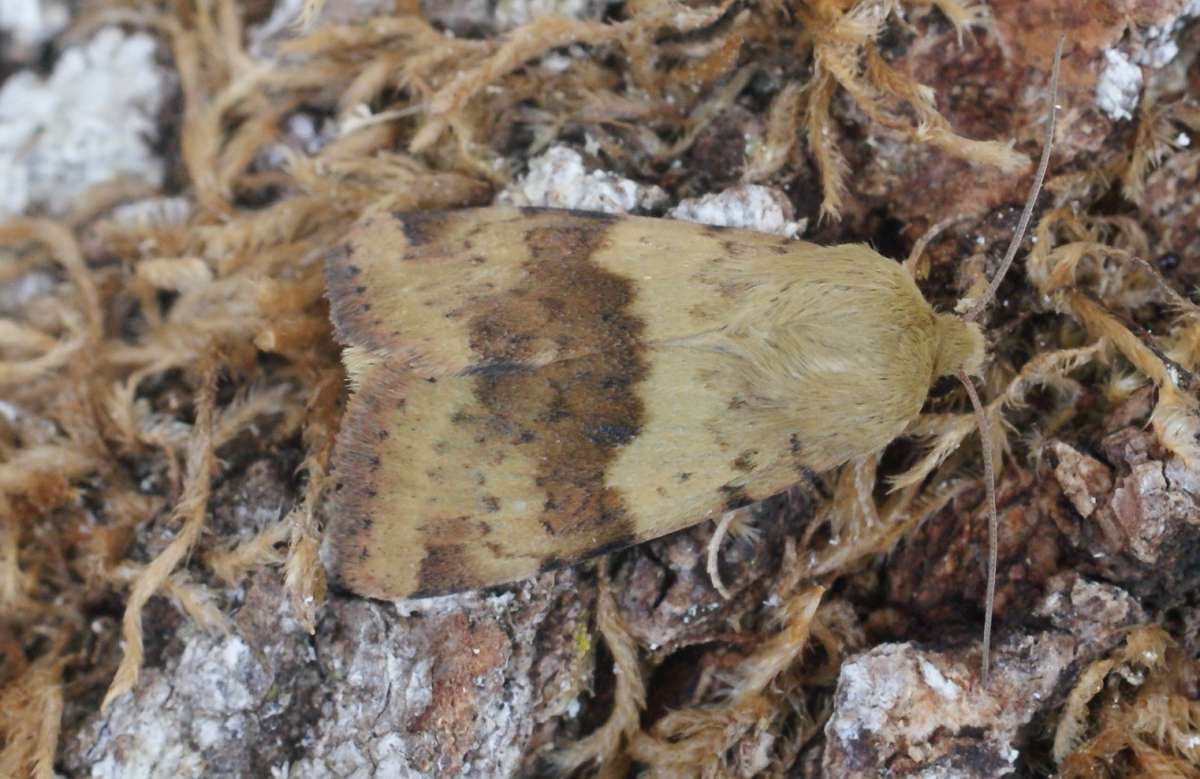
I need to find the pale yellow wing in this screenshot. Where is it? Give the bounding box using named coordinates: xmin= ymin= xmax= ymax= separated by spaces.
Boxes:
xmin=326 ymin=207 xmax=941 ymax=599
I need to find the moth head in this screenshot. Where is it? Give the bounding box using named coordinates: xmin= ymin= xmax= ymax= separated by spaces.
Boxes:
xmin=932 ymin=314 xmax=984 ymax=379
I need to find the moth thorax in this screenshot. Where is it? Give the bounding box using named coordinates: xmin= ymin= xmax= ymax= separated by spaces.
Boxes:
xmin=932 ymin=314 xmax=985 ymax=378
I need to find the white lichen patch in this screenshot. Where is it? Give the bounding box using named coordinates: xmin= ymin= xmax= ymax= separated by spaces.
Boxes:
xmin=84 ymin=631 xmax=268 ymax=779
xmin=668 ymin=184 xmax=806 ymax=237
xmin=828 ymin=645 xmax=907 ymax=744
xmin=1096 ymin=49 xmax=1142 ymax=121
xmin=0 ymin=27 xmax=169 ymax=217
xmin=0 ymin=0 xmax=68 ymax=58
xmin=494 ymin=0 xmax=604 ymax=30
xmin=496 ymin=145 xmax=668 ymax=214
xmin=1096 ymin=2 xmax=1200 ymax=120
xmin=392 ymin=589 xmax=486 ymax=618
xmin=1131 ymin=0 xmax=1200 ymax=67
xmin=917 ymin=657 xmax=961 ymax=702
xmin=824 ymin=637 xmax=1077 ymax=777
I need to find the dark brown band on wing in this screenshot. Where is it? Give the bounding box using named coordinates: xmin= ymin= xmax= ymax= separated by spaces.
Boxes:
xmin=465 ymin=219 xmax=646 ymax=549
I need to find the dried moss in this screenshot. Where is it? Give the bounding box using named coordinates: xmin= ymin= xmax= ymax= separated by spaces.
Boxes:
xmin=1057 ymin=626 xmax=1200 ymax=777
xmin=1 ymin=0 xmax=1198 ymax=775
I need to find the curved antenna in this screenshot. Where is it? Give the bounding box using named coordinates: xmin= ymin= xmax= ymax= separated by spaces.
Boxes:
xmin=969 ymin=34 xmax=1065 ymax=686
xmin=964 ymin=33 xmax=1065 ymax=324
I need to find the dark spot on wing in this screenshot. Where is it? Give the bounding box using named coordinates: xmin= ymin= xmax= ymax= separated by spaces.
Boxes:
xmin=788 ymin=435 xmax=812 ymax=473
xmin=732 ymin=449 xmax=758 ymax=472
xmin=464 ymin=361 xmax=530 ymax=380
xmin=720 ymin=483 xmax=752 ymax=511
xmin=413 ymin=543 xmax=485 ymax=597
xmin=392 ymin=209 xmax=448 ymax=246
xmin=588 ymin=422 xmax=639 ymax=447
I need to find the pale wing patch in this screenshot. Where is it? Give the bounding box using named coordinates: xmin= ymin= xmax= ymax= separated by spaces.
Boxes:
xmin=325 ymin=208 xmax=531 ymax=374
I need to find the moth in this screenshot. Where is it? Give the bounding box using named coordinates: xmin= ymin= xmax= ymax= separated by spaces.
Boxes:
xmin=325 ymin=40 xmax=1063 ymax=682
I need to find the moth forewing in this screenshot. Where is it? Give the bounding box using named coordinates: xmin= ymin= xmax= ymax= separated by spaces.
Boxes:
xmin=325 ymin=207 xmax=985 ymax=600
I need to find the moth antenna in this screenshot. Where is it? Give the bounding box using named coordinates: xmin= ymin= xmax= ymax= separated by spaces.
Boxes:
xmin=904 ymin=213 xmax=973 ymax=278
xmin=964 ymin=33 xmax=1065 ymax=323
xmin=959 ymin=369 xmax=998 ymax=684
xmin=959 ymin=33 xmax=1065 ymax=687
